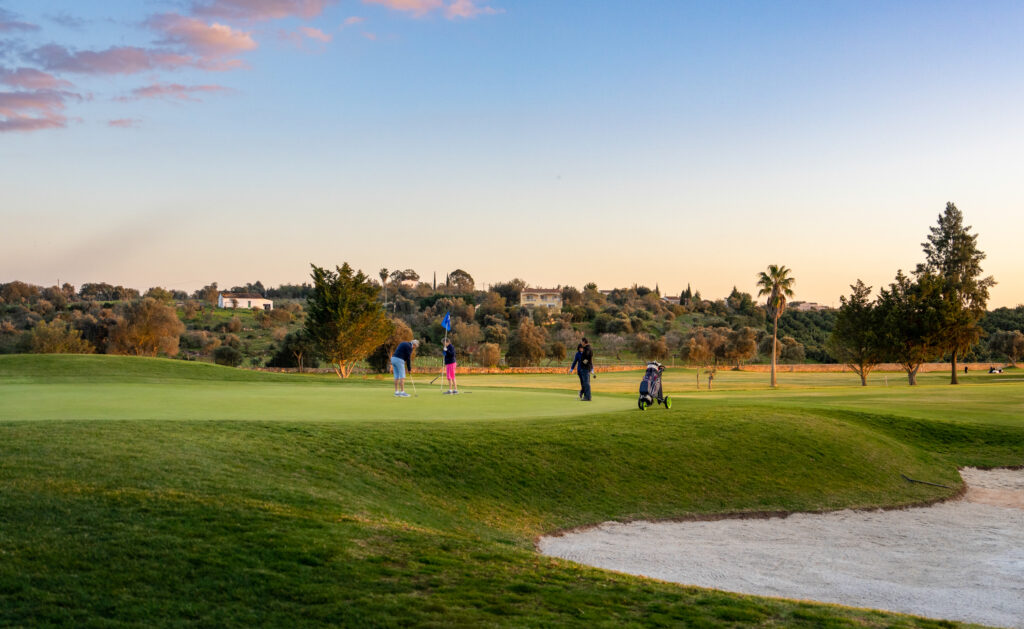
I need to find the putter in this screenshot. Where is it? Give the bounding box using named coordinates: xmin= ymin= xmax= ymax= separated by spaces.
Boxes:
xmin=409 ymin=376 xmax=418 ymax=397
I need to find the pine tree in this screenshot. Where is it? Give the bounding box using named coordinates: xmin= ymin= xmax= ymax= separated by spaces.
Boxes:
xmin=915 ymin=203 xmax=996 ymax=384
xmin=306 ymin=263 xmax=393 ymax=378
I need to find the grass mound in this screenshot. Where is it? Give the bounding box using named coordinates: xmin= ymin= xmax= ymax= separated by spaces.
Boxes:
xmin=1 ymin=355 xmax=1022 ymax=627
xmin=0 ymin=354 xmax=306 ymax=384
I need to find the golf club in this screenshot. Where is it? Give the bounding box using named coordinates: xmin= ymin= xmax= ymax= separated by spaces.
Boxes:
xmin=409 ymin=375 xmax=418 ymax=397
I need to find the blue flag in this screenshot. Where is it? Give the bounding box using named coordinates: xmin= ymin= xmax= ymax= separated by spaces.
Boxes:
xmin=441 ymin=311 xmax=451 ymax=331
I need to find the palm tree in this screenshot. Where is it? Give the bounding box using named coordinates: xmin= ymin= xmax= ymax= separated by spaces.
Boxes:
xmin=756 ymin=264 xmax=795 ymax=387
xmin=379 ymin=268 xmax=389 ymax=309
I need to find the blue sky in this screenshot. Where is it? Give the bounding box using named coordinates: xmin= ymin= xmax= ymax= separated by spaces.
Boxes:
xmin=2 ymin=0 xmax=1022 ymax=306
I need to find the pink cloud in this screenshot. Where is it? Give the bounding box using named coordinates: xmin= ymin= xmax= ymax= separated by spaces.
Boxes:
xmin=192 ymin=0 xmax=339 ymax=21
xmin=363 ymin=0 xmax=442 ymax=17
xmin=0 ymin=68 xmax=74 ymax=90
xmin=0 ymin=89 xmax=77 ymax=132
xmin=445 ymin=0 xmax=502 ymax=19
xmin=108 ymin=118 xmax=141 ymax=128
xmin=342 ymin=16 xmax=365 ymax=26
xmin=299 ymin=26 xmax=332 ymax=42
xmin=118 ymin=82 xmax=231 ymax=102
xmin=362 ymin=32 xmax=378 ymax=41
xmin=29 ymin=44 xmax=197 ymax=75
xmin=148 ymin=14 xmax=257 ymax=58
xmin=362 ymin=0 xmax=500 ymax=19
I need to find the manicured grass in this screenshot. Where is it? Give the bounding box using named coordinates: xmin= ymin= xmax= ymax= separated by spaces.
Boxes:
xmin=2 ymin=355 xmax=1022 ymax=627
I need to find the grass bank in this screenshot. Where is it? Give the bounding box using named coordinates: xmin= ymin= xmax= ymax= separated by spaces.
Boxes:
xmin=2 ymin=355 xmax=1022 ymax=627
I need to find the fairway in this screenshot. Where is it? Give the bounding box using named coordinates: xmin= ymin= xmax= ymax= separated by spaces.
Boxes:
xmin=2 ymin=355 xmax=1023 ymax=627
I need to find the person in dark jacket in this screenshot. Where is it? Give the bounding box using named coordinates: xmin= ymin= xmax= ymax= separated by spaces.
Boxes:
xmin=391 ymin=339 xmax=419 ymax=397
xmin=579 ymin=338 xmax=594 ymax=400
xmin=442 ymin=339 xmax=458 ymax=394
xmin=568 ymin=343 xmax=584 ymax=400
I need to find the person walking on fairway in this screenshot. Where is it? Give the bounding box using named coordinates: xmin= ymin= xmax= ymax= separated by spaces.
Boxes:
xmin=442 ymin=339 xmax=458 ymax=394
xmin=576 ymin=338 xmax=595 ymax=401
xmin=569 ymin=343 xmax=585 ymax=400
xmin=391 ymin=339 xmax=419 ymax=397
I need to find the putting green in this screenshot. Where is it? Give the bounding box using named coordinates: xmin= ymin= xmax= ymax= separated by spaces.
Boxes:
xmin=0 ymin=381 xmax=626 ymax=421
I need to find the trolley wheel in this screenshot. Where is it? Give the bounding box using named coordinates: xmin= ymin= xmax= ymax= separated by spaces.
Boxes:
xmin=638 ymin=399 xmax=646 ymax=411
xmin=664 ymin=396 xmax=672 ymax=409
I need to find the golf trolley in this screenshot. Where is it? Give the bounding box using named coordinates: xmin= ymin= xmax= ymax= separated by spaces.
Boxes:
xmin=638 ymin=361 xmax=671 ymax=410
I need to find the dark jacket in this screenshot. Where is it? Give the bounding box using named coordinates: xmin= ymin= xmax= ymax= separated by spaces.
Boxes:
xmin=443 ymin=343 xmax=456 ymax=365
xmin=393 ymin=341 xmax=414 ymax=370
xmin=580 ymin=344 xmax=593 ymax=372
xmin=569 ymin=350 xmax=582 ymax=373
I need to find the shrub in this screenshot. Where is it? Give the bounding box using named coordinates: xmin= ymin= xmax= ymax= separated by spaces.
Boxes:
xmin=506 ymin=320 xmax=547 ymax=366
xmin=213 ymin=346 xmax=244 ymax=367
xmin=474 ymin=342 xmax=500 ymax=368
xmin=30 ymin=319 xmax=94 ymax=354
xmin=107 ymin=298 xmax=185 ymax=357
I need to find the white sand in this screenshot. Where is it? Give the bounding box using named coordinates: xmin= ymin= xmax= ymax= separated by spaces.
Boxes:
xmin=538 ymin=468 xmax=1024 ymax=628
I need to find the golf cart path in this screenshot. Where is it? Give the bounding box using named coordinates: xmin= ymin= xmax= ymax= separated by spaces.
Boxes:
xmin=539 ymin=468 xmax=1024 ymax=628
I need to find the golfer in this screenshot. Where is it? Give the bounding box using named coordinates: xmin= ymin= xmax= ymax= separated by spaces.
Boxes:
xmin=570 ymin=338 xmax=594 ymax=401
xmin=569 ymin=343 xmax=584 ymax=400
xmin=391 ymin=339 xmax=419 ymax=397
xmin=442 ymin=339 xmax=458 ymax=394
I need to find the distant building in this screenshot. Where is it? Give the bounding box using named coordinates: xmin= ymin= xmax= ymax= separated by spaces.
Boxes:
xmin=520 ymin=288 xmax=562 ymax=309
xmin=790 ymin=301 xmax=829 ymax=312
xmin=218 ymin=292 xmax=273 ymax=310
xmin=662 ymin=295 xmax=681 ymax=305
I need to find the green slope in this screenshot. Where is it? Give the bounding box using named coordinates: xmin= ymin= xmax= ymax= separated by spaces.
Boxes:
xmin=2 ymin=355 xmax=1021 ymax=627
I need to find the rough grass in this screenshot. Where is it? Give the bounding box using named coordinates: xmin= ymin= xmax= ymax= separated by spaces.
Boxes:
xmin=1 ymin=354 xmax=1021 ymax=627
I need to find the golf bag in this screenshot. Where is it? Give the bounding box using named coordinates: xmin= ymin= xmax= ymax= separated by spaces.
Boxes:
xmin=638 ymin=361 xmax=671 ymax=410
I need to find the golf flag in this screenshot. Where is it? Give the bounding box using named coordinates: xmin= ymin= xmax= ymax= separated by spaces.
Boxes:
xmin=441 ymin=311 xmax=451 ymax=331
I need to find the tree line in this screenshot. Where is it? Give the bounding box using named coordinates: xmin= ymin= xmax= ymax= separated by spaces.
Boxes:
xmin=828 ymin=203 xmax=1012 ymax=385
xmin=2 ymin=203 xmax=1020 ymax=378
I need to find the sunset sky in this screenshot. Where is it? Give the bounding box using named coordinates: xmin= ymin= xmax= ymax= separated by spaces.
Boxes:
xmin=2 ymin=0 xmax=1022 ymax=306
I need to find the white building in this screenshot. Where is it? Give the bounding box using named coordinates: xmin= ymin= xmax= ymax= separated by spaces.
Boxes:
xmin=218 ymin=292 xmax=274 ymax=310
xmin=790 ymin=301 xmax=829 ymax=312
xmin=521 ymin=288 xmax=562 ymax=309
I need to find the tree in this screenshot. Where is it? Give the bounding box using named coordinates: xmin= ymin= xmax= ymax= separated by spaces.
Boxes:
xmin=506 ymin=319 xmax=547 ymax=366
xmin=546 ymin=341 xmax=566 ymax=365
xmin=30 ymin=319 xmax=94 ymax=354
xmin=474 ymin=292 xmax=507 ymax=324
xmin=447 ymin=269 xmax=474 ymax=293
xmin=876 ymin=271 xmax=944 ymax=385
xmin=193 ymin=282 xmax=220 ymax=304
xmin=452 ymin=320 xmax=482 ymax=355
xmin=268 ymin=329 xmax=319 ymax=372
xmin=379 ymin=268 xmax=389 ymax=308
xmin=756 ymin=264 xmax=796 ymax=387
xmin=108 ymin=298 xmax=185 ymax=357
xmin=305 ymin=264 xmax=394 ymax=378
xmin=681 ymin=326 xmax=728 ymax=389
xmin=916 ymin=202 xmax=996 ymax=384
xmin=390 ymin=269 xmax=420 ymax=284
xmin=990 ymin=330 xmax=1024 ymax=366
xmin=474 ymin=342 xmax=500 ymax=368
xmin=599 ymin=333 xmax=626 ymax=360
xmin=366 ymin=318 xmax=413 ymax=374
xmin=491 ymin=279 xmax=527 ymax=305
xmin=724 ymin=327 xmax=758 ymax=368
xmin=827 ymin=280 xmax=885 ymax=386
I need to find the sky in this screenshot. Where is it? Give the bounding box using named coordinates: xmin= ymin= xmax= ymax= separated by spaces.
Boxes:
xmin=1 ymin=0 xmax=1022 ymax=307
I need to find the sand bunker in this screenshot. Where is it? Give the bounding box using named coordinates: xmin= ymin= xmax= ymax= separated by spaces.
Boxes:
xmin=539 ymin=468 xmax=1024 ymax=628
